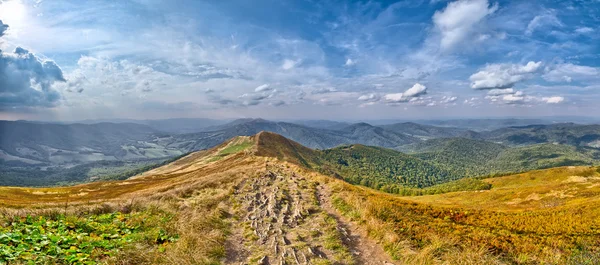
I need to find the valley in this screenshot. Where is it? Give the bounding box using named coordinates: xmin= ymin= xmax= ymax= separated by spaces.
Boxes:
xmin=0 ymin=132 xmax=599 ymax=264
xmin=3 ymin=118 xmax=600 ymax=187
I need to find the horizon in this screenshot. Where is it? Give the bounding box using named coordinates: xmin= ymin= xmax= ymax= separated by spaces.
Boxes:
xmin=4 ymin=115 xmax=600 ymax=125
xmin=1 ymin=0 xmax=599 ymax=121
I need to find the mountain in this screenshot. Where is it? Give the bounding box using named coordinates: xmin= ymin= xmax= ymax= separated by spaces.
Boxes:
xmin=0 ymin=120 xmax=182 ymax=165
xmin=1 ymin=132 xmax=598 ymax=265
xmin=286 ymin=119 xmax=351 ymax=130
xmin=337 ymin=122 xmax=419 ymax=147
xmin=171 ymin=119 xmax=420 ymax=152
xmin=405 ymin=138 xmax=508 ymax=177
xmin=476 ymin=123 xmax=600 ymax=147
xmin=415 ymin=118 xmax=555 ymax=131
xmin=72 ymin=118 xmax=229 ymax=133
xmin=381 ymin=122 xmax=471 ymax=140
xmin=405 ymin=137 xmax=597 ymax=177
xmin=319 ymin=144 xmax=460 ymax=188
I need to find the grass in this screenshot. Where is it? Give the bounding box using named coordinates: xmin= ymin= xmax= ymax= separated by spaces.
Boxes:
xmin=0 ymin=211 xmax=176 ymax=264
xmin=310 ymin=168 xmax=600 ymax=264
xmin=206 ymin=138 xmax=253 ymax=162
xmin=2 ymin=133 xmax=600 ymax=264
xmin=406 ymin=166 xmax=600 ymax=211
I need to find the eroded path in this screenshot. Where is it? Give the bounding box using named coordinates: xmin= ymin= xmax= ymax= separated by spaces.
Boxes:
xmin=224 ymin=170 xmax=397 ymax=265
xmin=316 ymin=185 xmax=397 ymax=265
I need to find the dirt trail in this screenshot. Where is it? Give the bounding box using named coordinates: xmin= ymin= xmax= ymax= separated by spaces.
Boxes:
xmin=224 ymin=170 xmax=397 ymax=265
xmin=316 ymin=185 xmax=397 ymax=265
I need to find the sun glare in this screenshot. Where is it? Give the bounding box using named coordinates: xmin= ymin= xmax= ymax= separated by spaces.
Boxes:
xmin=0 ymin=0 xmax=27 ymax=26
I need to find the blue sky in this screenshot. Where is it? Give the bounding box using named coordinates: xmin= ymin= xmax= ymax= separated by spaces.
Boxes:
xmin=0 ymin=0 xmax=599 ymax=120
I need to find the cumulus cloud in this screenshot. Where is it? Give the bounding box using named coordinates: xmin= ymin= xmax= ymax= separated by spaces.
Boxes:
xmin=542 ymin=96 xmax=564 ymax=104
xmin=543 ymin=63 xmax=599 ymax=83
xmin=344 ymin=58 xmax=355 ymax=66
xmin=254 ymin=84 xmax=272 ymax=92
xmin=0 ymin=46 xmax=66 ymax=109
xmin=470 ymin=61 xmax=542 ymax=90
xmin=433 ymin=0 xmax=498 ymax=51
xmin=403 ymin=83 xmax=428 ymax=97
xmin=0 ymin=20 xmax=8 ymax=37
xmin=384 ymin=83 xmax=428 ymax=103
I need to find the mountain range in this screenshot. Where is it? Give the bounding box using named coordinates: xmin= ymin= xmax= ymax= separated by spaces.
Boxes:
xmin=3 ymin=118 xmax=600 ymax=187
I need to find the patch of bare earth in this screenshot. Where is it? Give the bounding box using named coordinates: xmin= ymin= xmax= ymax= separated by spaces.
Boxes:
xmin=224 ymin=169 xmax=395 ymax=264
xmin=317 ymin=185 xmax=397 ymax=265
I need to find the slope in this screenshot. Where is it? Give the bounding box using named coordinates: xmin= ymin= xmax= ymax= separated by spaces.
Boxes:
xmin=477 ymin=123 xmax=600 ymax=147
xmin=171 ymin=119 xmax=421 ymax=152
xmin=405 ymin=137 xmax=598 ymax=177
xmin=0 ymin=132 xmax=397 ymax=265
xmin=1 ymin=132 xmax=599 ymax=264
xmin=0 ymin=120 xmax=181 ymax=165
xmin=381 ymin=122 xmax=471 ymax=140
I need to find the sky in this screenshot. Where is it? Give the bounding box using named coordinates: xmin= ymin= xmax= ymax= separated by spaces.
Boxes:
xmin=0 ymin=0 xmax=599 ymax=121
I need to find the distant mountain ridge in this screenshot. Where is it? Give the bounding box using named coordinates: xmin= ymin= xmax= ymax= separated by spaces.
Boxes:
xmin=3 ymin=118 xmax=600 ymax=170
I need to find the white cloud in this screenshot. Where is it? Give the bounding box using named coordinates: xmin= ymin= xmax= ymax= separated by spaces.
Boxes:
xmin=575 ymin=27 xmax=594 ymax=34
xmin=344 ymin=58 xmax=355 ymax=66
xmin=525 ymin=12 xmax=563 ymax=36
xmin=440 ymin=96 xmax=458 ymax=104
xmin=542 ymin=96 xmax=564 ymax=104
xmin=487 ymin=88 xmax=515 ymax=95
xmin=470 ymin=61 xmax=543 ymax=90
xmin=384 ymin=93 xmax=406 ymax=102
xmin=357 ymin=93 xmax=379 ymax=102
xmin=254 ymin=84 xmax=272 ymax=92
xmin=433 ymin=0 xmax=498 ymax=51
xmin=543 ymin=63 xmax=599 ymax=83
xmin=282 ymin=59 xmax=299 ymax=70
xmin=384 ymin=83 xmax=428 ymax=103
xmin=403 ymin=83 xmax=428 ymax=97
xmin=502 ymin=94 xmax=525 ymax=103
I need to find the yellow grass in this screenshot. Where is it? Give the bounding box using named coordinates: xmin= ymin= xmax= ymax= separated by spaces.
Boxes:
xmin=1 ymin=133 xmax=599 ymax=264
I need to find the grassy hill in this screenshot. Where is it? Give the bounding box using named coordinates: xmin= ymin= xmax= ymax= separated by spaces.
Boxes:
xmin=476 ymin=123 xmax=600 ymax=147
xmin=404 ymin=138 xmax=598 ymax=178
xmin=319 ymin=144 xmax=459 ymax=188
xmin=1 ymin=132 xmax=600 ymax=264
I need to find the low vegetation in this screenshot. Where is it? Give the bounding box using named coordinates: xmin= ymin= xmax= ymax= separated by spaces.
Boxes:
xmin=2 ymin=132 xmax=600 ymax=264
xmin=317 ymin=171 xmax=600 ymax=264
xmin=0 ymin=210 xmax=176 ymax=264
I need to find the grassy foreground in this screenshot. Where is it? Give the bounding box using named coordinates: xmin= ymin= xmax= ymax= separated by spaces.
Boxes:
xmin=0 ymin=133 xmax=599 ymax=264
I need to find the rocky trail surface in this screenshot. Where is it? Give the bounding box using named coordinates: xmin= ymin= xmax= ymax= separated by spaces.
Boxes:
xmin=224 ymin=169 xmax=396 ymax=265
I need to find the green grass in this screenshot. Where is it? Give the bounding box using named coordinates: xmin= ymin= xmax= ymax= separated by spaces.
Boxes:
xmin=207 ymin=139 xmax=254 ymax=162
xmin=0 ymin=211 xmax=177 ymax=264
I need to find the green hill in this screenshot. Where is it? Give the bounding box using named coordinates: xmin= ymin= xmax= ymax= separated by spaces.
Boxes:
xmin=319 ymin=144 xmax=460 ymax=189
xmin=406 ymin=138 xmax=598 ymax=177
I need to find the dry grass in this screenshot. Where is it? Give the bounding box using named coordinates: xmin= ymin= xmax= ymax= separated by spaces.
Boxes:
xmin=405 ymin=166 xmax=600 ymax=211
xmin=3 ymin=133 xmax=600 ymax=264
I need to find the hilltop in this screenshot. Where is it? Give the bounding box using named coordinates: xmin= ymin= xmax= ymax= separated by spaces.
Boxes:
xmin=1 ymin=132 xmax=599 ymax=264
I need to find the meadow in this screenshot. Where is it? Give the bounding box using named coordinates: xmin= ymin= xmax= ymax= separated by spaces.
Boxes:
xmin=1 ymin=133 xmax=599 ymax=264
